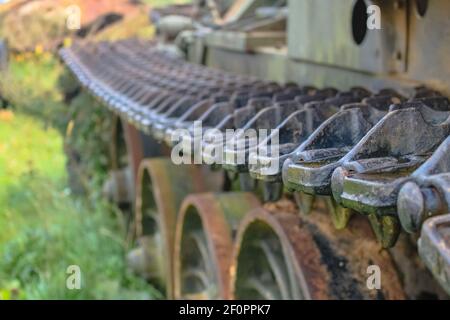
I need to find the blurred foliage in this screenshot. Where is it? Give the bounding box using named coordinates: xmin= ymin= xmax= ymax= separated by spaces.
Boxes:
xmin=65 ymin=91 xmax=113 ymax=195
xmin=0 ymin=2 xmax=67 ymax=52
xmin=93 ymin=8 xmax=155 ymax=42
xmin=0 ymin=113 xmax=162 ymax=299
xmin=0 ymin=46 xmax=156 ymax=300
xmin=1 ymin=52 xmax=113 ymax=194
xmin=0 ymin=112 xmax=65 ymax=202
xmin=0 ymin=0 xmax=188 ymax=300
xmin=0 ymin=0 xmax=149 ymax=52
xmin=1 ymin=52 xmax=68 ymax=131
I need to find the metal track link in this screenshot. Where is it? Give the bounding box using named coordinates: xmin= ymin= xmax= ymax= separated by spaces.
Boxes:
xmin=60 ymin=38 xmax=450 ymax=295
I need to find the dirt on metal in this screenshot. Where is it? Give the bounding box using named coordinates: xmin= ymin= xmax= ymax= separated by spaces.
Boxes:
xmin=174 ymin=192 xmax=260 ymax=300
xmin=259 ymin=197 xmax=406 ymax=299
xmin=134 ymin=161 xmax=222 ymax=298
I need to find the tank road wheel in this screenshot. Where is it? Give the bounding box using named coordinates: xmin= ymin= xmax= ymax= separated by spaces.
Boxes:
xmin=104 ymin=115 xmax=169 ymax=208
xmin=103 ymin=115 xmax=134 ymax=208
xmin=129 ymin=159 xmax=222 ymax=298
xmin=174 ymin=193 xmax=260 ymax=299
xmin=231 ymin=199 xmax=406 ymax=300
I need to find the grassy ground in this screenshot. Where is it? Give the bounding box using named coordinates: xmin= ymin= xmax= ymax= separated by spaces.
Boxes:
xmin=1 ymin=52 xmax=68 ymax=131
xmin=0 ymin=0 xmax=188 ymax=300
xmin=0 ymin=111 xmax=161 ymax=300
xmin=0 ymin=52 xmax=161 ymax=299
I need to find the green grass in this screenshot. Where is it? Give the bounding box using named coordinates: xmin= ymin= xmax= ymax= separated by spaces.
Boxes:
xmin=0 ymin=112 xmax=161 ymax=299
xmin=2 ymin=53 xmax=113 ymax=193
xmin=0 ymin=113 xmax=66 ymax=244
xmin=0 ymin=53 xmax=160 ymax=300
xmin=1 ymin=52 xmax=69 ymax=131
xmin=0 ymin=1 xmax=171 ymax=300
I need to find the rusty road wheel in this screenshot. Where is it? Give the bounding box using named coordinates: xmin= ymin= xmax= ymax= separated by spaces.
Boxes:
xmin=230 ymin=199 xmax=406 ymax=300
xmin=131 ymin=159 xmax=223 ymax=298
xmin=105 ymin=115 xmax=169 ymax=207
xmin=103 ymin=115 xmax=134 ymax=207
xmin=174 ymin=192 xmax=260 ymax=299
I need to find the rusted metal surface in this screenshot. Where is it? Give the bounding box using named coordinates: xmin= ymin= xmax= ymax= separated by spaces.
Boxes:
xmin=60 ymin=33 xmax=450 ymax=296
xmin=284 ymin=95 xmax=445 ymax=197
xmin=331 ymin=98 xmax=450 ymax=215
xmin=103 ymin=115 xmax=134 ymax=207
xmin=231 ymin=199 xmax=405 ymax=300
xmin=60 ymin=39 xmax=261 ymax=139
xmin=329 ymin=100 xmax=449 ymax=247
xmin=419 ymin=214 xmax=450 ymax=295
xmin=280 ymin=94 xmax=450 ymax=247
xmin=62 ymin=39 xmax=449 ymax=233
xmin=395 ymin=136 xmax=450 ymax=293
xmin=105 ymin=113 xmax=169 ymax=206
xmin=227 ymin=88 xmax=367 ymax=200
xmin=173 ymin=192 xmax=260 ymax=299
xmin=249 ymin=89 xmax=376 ymax=184
xmin=397 ymin=136 xmax=450 ymax=233
xmin=132 ymin=159 xmax=223 ymax=298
